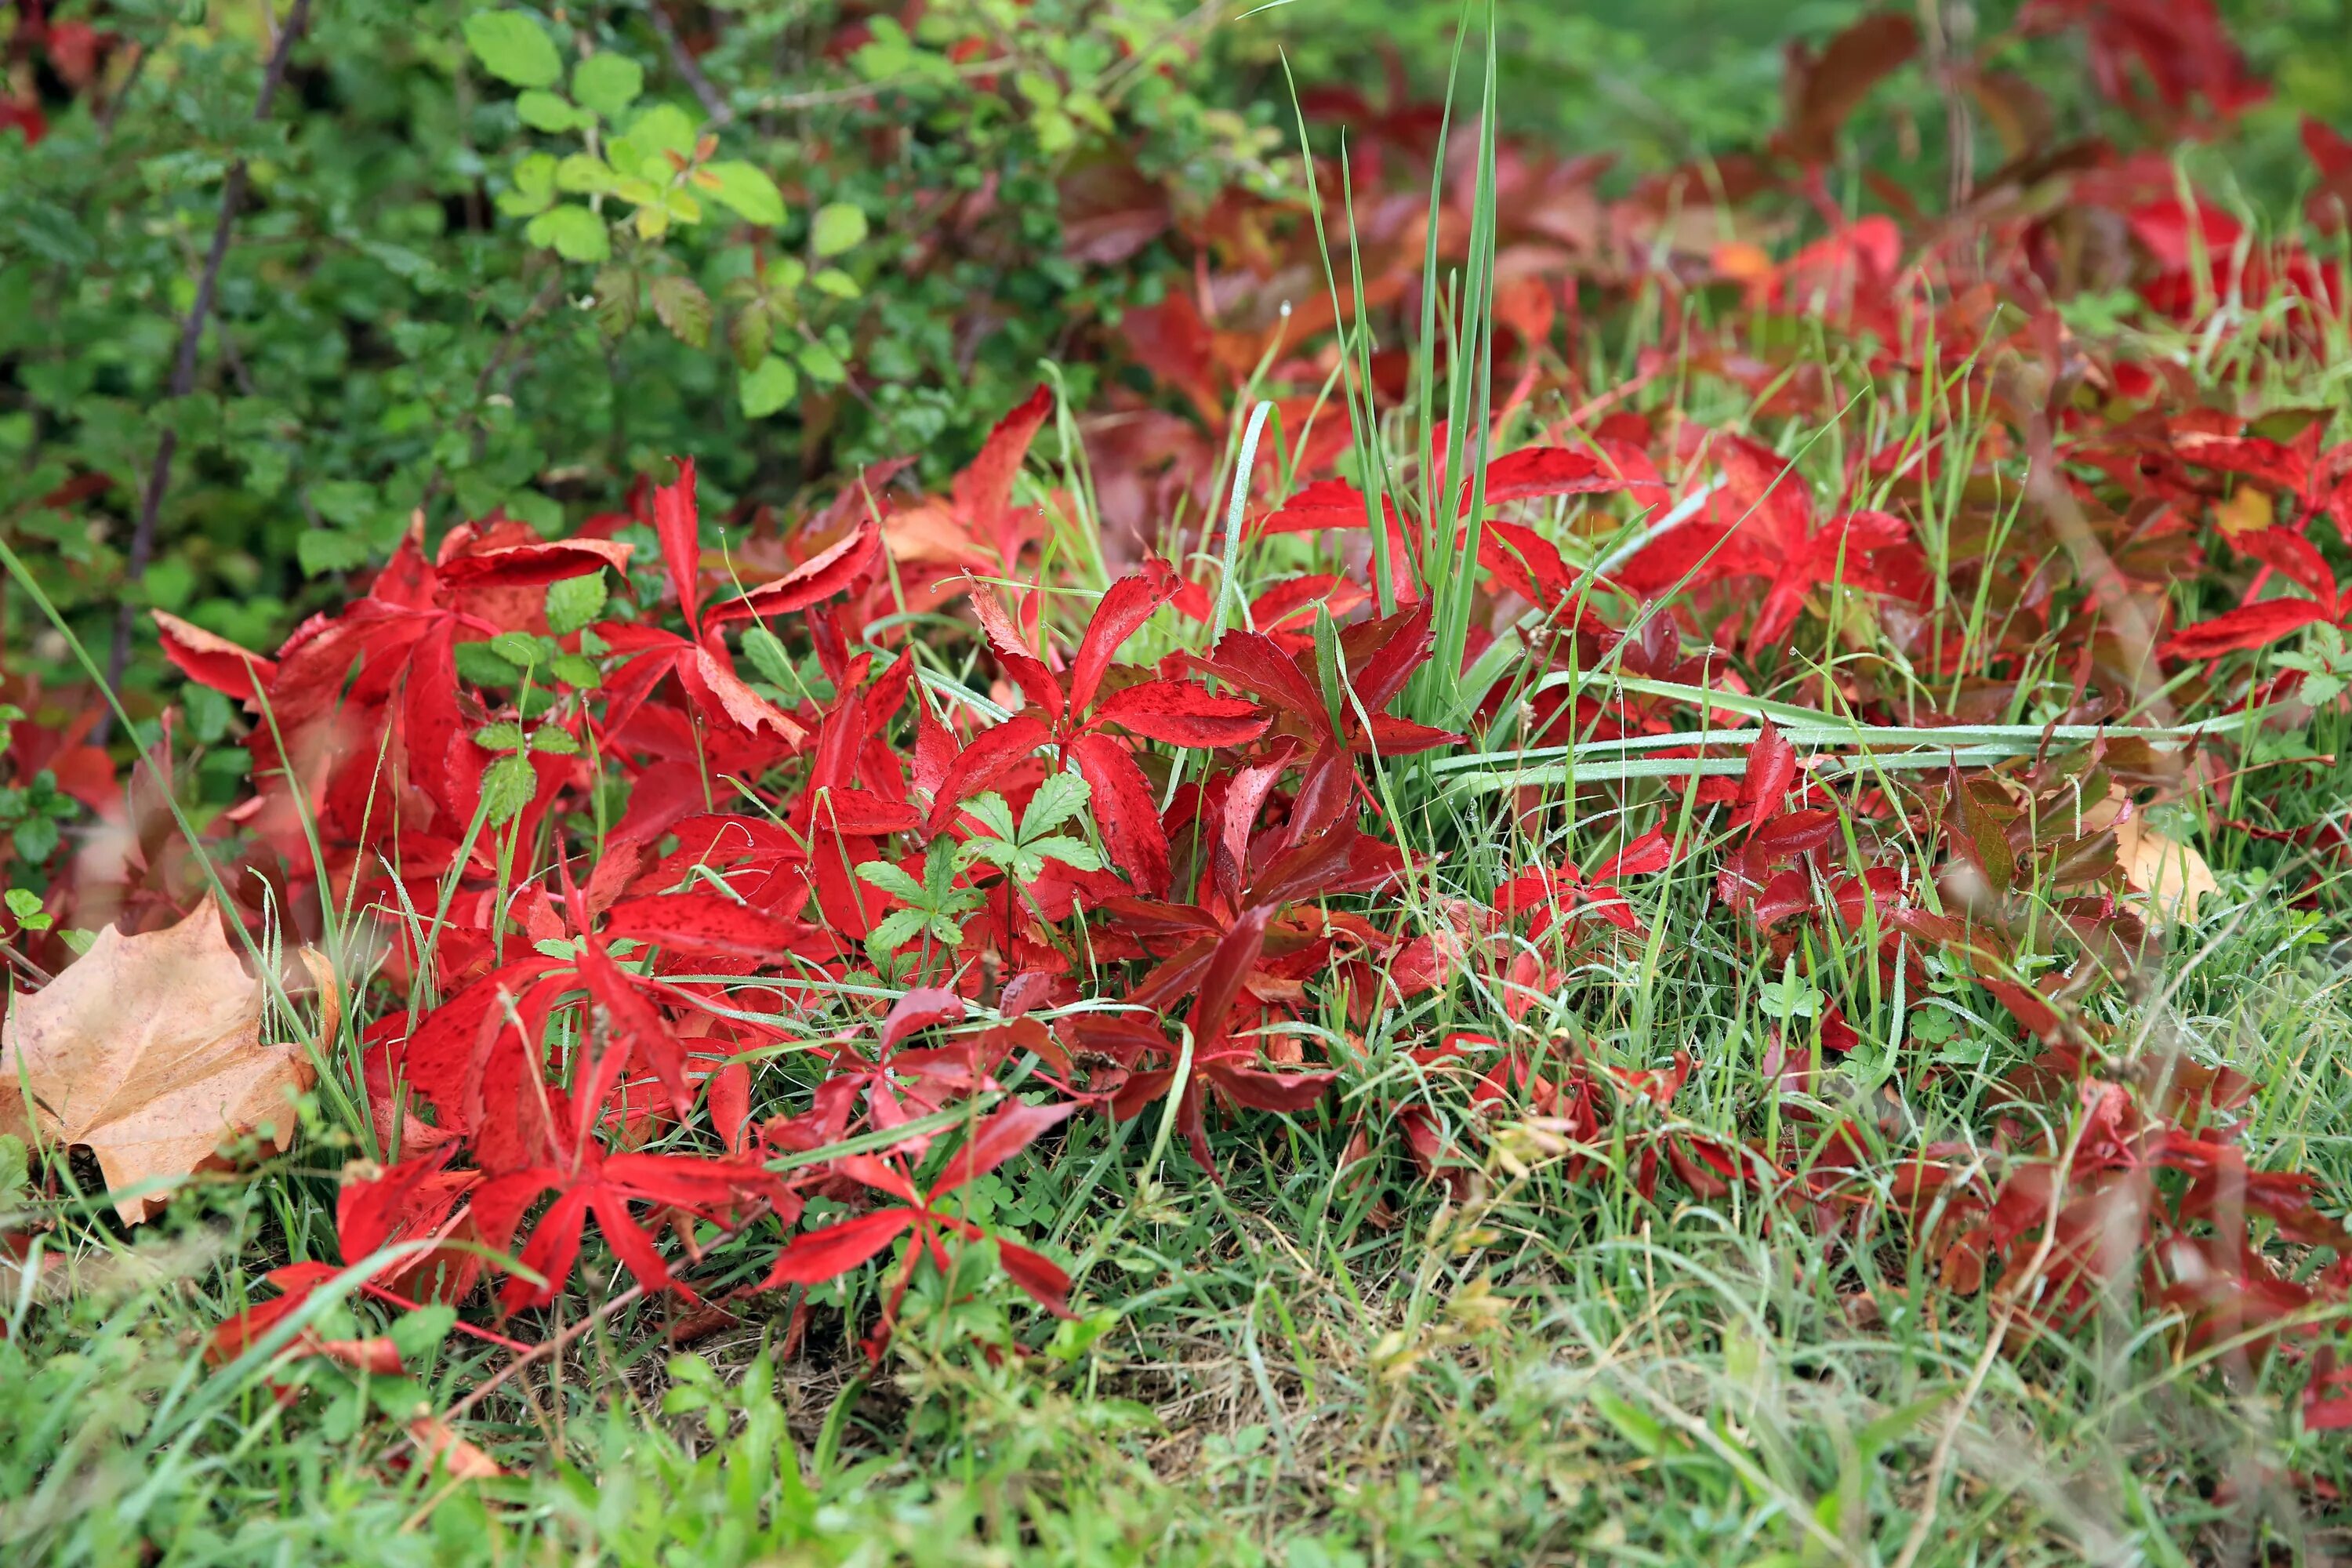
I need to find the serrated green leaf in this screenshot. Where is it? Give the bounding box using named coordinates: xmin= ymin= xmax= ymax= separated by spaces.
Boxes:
xmin=810 ymin=267 xmax=861 ymax=299
xmin=546 ymin=571 xmax=608 ymax=635
xmin=512 ymin=151 xmax=557 ymax=197
xmin=489 ymin=630 xmax=546 ymax=668
xmin=571 ymin=53 xmax=644 ymax=118
xmin=481 ymin=752 xmax=538 ymax=826
xmin=496 ymin=184 xmax=557 ymax=218
xmin=388 ymin=1305 xmax=459 ymax=1361
xmin=739 ymin=355 xmax=797 ymax=419
xmin=810 ymin=201 xmax=868 ymax=257
xmin=1021 ymin=770 xmax=1091 ymax=840
xmin=739 ymin=626 xmax=794 ymax=687
xmin=590 ymin=264 xmax=639 ymax=339
xmin=702 ymin=161 xmax=785 ymax=227
xmin=524 ymin=204 xmax=609 ymax=263
xmin=866 ymin=907 xmax=930 ymax=955
xmin=962 ymin=838 xmax=1021 ymax=873
xmin=555 ymin=153 xmax=616 ymax=194
xmin=796 ymin=339 xmax=846 ymax=384
xmin=961 ymin=792 xmax=1018 ymax=843
xmin=528 ymin=726 xmax=580 ymax=755
xmin=649 ymin=274 xmax=712 ymax=347
xmin=453 ymin=643 xmax=522 ymax=687
xmin=473 ymin=721 xmax=525 ymax=752
xmin=1034 ymin=838 xmax=1102 ymax=873
xmin=549 ymin=654 xmax=603 ymax=689
xmin=626 ymin=102 xmax=699 ymax=160
xmin=296 ymin=528 xmax=372 ymax=576
xmin=855 ymin=860 xmax=928 ymax=903
xmin=517 ymin=89 xmax=592 ymax=132
xmin=465 ymin=9 xmax=562 ymax=89
xmin=728 ymin=299 xmax=775 ymax=372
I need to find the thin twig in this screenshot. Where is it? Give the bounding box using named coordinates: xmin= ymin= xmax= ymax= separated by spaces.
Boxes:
xmin=441 ymin=1283 xmax=648 ymax=1424
xmin=646 ymin=2 xmax=729 ymax=125
xmin=100 ymin=0 xmax=315 ymax=735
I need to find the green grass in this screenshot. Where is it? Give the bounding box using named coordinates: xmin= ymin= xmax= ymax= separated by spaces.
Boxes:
xmin=12 ymin=32 xmax=2352 ymax=1568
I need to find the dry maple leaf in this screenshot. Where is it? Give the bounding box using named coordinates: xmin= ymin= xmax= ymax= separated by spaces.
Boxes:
xmin=2114 ymin=815 xmax=2220 ymax=926
xmin=0 ymin=897 xmax=315 ymax=1222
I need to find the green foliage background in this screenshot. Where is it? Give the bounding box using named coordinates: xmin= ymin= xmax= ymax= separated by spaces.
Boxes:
xmin=0 ymin=0 xmax=2344 ymax=711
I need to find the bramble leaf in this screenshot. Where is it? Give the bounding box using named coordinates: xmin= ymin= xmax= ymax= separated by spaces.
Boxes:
xmin=465 ymin=9 xmax=562 ymax=89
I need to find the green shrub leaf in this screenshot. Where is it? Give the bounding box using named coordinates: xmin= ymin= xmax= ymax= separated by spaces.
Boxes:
xmin=463 ymin=9 xmax=562 ymax=89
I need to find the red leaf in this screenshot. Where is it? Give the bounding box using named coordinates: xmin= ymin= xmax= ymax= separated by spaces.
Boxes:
xmin=152 ymin=612 xmax=278 ymax=703
xmin=993 ymin=1237 xmax=1076 ymax=1316
xmin=2160 ymin=597 xmax=2329 ymax=660
xmin=1193 ymin=630 xmax=1328 ymax=729
xmin=684 ymin=644 xmax=808 ymax=742
xmin=1068 ymin=735 xmax=1171 ymax=895
xmin=967 ymin=584 xmax=1066 ymax=720
xmin=655 ymin=458 xmax=705 ymax=636
xmin=1476 ymin=446 xmax=1666 ymax=505
xmin=1740 ymin=720 xmax=1798 ymax=831
xmin=706 ymin=517 xmax=884 ymax=626
xmin=953 ymin=385 xmax=1054 ymax=554
xmin=1595 ymin=827 xmax=1677 ymax=880
xmin=337 ymin=1149 xmax=456 ymax=1264
xmin=578 ymin=940 xmax=695 ymax=1118
xmin=1069 ymin=557 xmax=1178 ymax=713
xmin=1257 ymin=478 xmax=1372 ymax=535
xmin=600 ymin=893 xmax=809 ymax=962
xmin=2238 ymin=528 xmax=2339 ymax=618
xmin=880 ymin=987 xmax=967 ymax=1051
xmin=1091 ymin=679 xmax=1270 ymax=747
xmin=760 ymin=1208 xmax=916 ymax=1288
xmin=929 ymin=1099 xmax=1076 ymax=1199
xmin=1189 ymin=906 xmax=1270 ymax=1058
xmin=434 ymin=538 xmax=633 ymax=589
xmin=926 ymin=713 xmax=1051 ymax=832
xmin=1203 ymin=1059 xmax=1337 ymax=1114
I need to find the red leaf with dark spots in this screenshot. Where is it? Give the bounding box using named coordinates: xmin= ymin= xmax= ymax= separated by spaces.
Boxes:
xmin=1091 ymin=679 xmax=1270 ymax=748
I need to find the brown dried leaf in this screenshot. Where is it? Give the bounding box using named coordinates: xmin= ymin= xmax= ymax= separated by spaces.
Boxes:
xmin=0 ymin=898 xmax=313 ymax=1222
xmin=2114 ymin=815 xmax=2219 ymax=925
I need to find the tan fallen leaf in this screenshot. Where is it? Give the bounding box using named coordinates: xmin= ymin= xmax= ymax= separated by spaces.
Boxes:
xmin=0 ymin=897 xmax=314 ymax=1223
xmin=408 ymin=1415 xmax=502 ymax=1479
xmin=2113 ymin=814 xmax=2220 ymax=925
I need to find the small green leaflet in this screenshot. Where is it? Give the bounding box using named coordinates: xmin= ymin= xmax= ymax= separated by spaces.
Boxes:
xmin=572 ymin=53 xmax=644 ymax=118
xmin=810 ymin=201 xmax=869 ymax=257
xmin=1021 ymin=770 xmax=1091 ymax=839
xmin=481 ymin=753 xmax=538 ymax=826
xmin=545 ymin=571 xmax=607 ymax=635
xmin=517 ymin=90 xmax=593 ymax=132
xmin=739 ymin=356 xmax=798 ymax=418
xmin=525 ymin=205 xmax=610 ymax=263
xmin=463 ymin=9 xmax=562 ymax=89
xmin=703 ymin=162 xmax=786 ymax=227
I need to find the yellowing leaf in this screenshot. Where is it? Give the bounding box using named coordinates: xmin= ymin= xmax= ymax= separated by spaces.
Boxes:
xmin=2113 ymin=814 xmax=2219 ymax=925
xmin=2214 ymin=485 xmax=2274 ymax=539
xmin=0 ymin=898 xmax=314 ymax=1223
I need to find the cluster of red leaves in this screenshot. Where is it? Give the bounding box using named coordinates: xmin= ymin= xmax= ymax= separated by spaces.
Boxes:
xmin=24 ymin=2 xmax=2333 ymax=1419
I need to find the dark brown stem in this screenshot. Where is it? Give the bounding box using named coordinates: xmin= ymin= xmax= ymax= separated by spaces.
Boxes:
xmin=100 ymin=0 xmax=315 ymax=741
xmin=647 ymin=3 xmax=730 ymax=126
